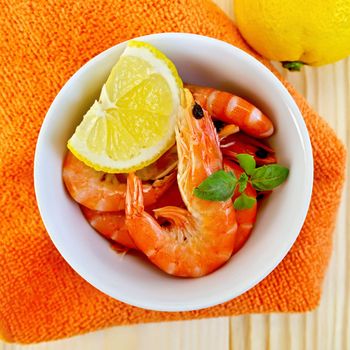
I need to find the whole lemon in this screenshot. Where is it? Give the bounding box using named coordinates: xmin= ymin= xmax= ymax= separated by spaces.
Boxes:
xmin=234 ymin=0 xmax=350 ymax=70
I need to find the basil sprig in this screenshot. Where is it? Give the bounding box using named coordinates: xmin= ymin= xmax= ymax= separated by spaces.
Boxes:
xmin=250 ymin=164 xmax=289 ymax=191
xmin=193 ymin=154 xmax=289 ymax=210
xmin=193 ymin=170 xmax=237 ymax=201
xmin=236 ymin=154 xmax=256 ymax=175
xmin=233 ymin=193 xmax=256 ymax=210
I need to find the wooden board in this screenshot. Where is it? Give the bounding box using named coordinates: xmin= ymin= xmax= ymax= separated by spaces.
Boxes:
xmin=2 ymin=1 xmax=349 ymax=349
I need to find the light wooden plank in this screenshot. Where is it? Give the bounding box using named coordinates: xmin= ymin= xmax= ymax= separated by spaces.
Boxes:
xmin=311 ymin=63 xmax=336 ymax=350
xmin=267 ymin=315 xmax=290 ymax=350
xmin=304 ymin=311 xmax=317 ymax=350
xmin=230 ymin=316 xmax=250 ymax=350
xmin=328 ymin=60 xmax=348 ymax=350
xmin=287 ymin=314 xmax=306 ymax=350
xmin=248 ymin=315 xmax=269 ymax=350
xmin=213 ymin=0 xmax=234 ymax=20
xmin=1 ymin=319 xmax=229 ymax=350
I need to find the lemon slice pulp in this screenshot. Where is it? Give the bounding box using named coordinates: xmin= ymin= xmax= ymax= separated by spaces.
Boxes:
xmin=67 ymin=41 xmax=183 ymax=173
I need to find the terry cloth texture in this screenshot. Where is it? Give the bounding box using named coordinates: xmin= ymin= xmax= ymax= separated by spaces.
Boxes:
xmin=0 ymin=0 xmax=346 ymax=344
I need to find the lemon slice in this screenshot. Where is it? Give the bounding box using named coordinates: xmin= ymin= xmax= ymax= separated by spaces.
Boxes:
xmin=67 ymin=41 xmax=183 ymax=173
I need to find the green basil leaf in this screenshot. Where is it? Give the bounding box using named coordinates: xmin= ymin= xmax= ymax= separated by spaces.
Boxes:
xmin=193 ymin=170 xmax=237 ymax=201
xmin=233 ymin=193 xmax=257 ymax=210
xmin=251 ymin=164 xmax=289 ymax=191
xmin=236 ymin=154 xmax=256 ymax=175
xmin=237 ymin=173 xmax=248 ymax=193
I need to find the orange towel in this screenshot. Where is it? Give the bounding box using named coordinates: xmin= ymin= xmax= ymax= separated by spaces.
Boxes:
xmin=0 ymin=0 xmax=346 ymax=344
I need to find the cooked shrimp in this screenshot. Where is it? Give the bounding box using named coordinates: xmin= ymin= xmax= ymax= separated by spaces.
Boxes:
xmin=80 ymin=181 xmax=185 ymax=250
xmin=62 ymin=151 xmax=176 ymax=211
xmin=80 ymin=206 xmax=137 ymax=249
xmin=125 ymin=90 xmax=237 ymax=277
xmin=186 ymin=84 xmax=274 ymax=138
xmin=224 ymin=160 xmax=257 ymax=253
xmin=220 ymin=133 xmax=276 ymax=165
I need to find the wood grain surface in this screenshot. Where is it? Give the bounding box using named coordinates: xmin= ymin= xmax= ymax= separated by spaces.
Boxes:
xmin=2 ymin=1 xmax=349 ymax=349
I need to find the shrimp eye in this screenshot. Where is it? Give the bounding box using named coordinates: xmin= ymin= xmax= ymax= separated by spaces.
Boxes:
xmin=255 ymin=147 xmax=268 ymax=159
xmin=192 ymin=103 xmax=204 ymax=119
xmin=213 ymin=119 xmax=225 ymax=131
xmin=256 ymin=193 xmax=264 ymax=200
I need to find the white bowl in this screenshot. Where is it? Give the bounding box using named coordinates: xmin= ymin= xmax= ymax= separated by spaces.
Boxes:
xmin=34 ymin=33 xmax=313 ymax=311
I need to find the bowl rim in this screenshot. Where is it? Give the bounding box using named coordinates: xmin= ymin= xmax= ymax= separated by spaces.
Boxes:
xmin=34 ymin=32 xmax=314 ymax=311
